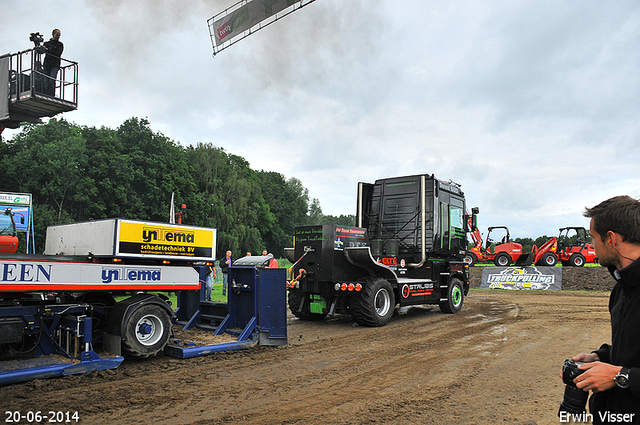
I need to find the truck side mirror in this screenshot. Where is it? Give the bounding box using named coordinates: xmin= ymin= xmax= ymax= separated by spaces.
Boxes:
xmin=470 ymin=207 xmax=479 ymax=232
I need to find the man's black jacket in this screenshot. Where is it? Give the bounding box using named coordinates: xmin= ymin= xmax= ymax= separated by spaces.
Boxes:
xmin=590 ymin=256 xmax=640 ymax=422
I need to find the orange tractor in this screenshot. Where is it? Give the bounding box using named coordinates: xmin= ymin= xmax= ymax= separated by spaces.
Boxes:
xmin=465 ymin=225 xmax=558 ymax=267
xmin=465 ymin=223 xmax=597 ymax=267
xmin=555 ymin=226 xmax=598 ymax=267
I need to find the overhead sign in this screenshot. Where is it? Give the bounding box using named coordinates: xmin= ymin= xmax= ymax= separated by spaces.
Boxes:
xmin=208 ymin=0 xmax=317 ymax=55
xmin=479 ymin=266 xmax=563 ymax=290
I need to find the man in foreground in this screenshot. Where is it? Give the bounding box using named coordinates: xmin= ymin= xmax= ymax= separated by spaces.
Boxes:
xmin=568 ymin=195 xmax=640 ymax=423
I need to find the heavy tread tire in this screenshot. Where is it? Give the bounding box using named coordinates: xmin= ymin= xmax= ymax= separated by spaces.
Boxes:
xmin=569 ymin=254 xmax=586 ymax=267
xmin=121 ymin=304 xmax=171 ymax=358
xmin=287 ymin=291 xmax=327 ymax=321
xmin=464 ymin=252 xmax=477 ymax=267
xmin=537 ymin=252 xmax=557 ymax=267
xmin=350 ymin=278 xmax=395 ymax=327
xmin=439 ymin=278 xmax=465 ymax=314
xmin=494 ymin=253 xmax=511 ymax=267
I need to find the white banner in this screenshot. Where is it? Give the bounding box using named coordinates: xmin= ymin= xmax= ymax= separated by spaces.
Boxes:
xmin=479 ymin=266 xmax=563 ymax=290
xmin=208 ymin=0 xmax=316 ymax=54
xmin=0 ymin=260 xmax=200 ymax=291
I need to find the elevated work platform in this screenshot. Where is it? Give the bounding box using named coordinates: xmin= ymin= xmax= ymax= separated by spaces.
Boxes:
xmin=1 ymin=48 xmax=78 ymax=130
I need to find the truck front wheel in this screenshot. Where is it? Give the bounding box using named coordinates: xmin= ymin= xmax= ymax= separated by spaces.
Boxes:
xmin=121 ymin=304 xmax=171 ymax=358
xmin=350 ymin=278 xmax=395 ymax=327
xmin=440 ymin=278 xmax=464 ymax=314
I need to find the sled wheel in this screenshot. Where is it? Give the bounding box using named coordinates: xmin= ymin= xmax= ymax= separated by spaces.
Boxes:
xmin=440 ymin=278 xmax=465 ymax=314
xmin=351 ymin=278 xmax=395 ymax=327
xmin=122 ymin=304 xmax=171 ymax=358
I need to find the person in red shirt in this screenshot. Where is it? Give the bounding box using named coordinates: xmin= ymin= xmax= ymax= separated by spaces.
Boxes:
xmin=267 ymin=254 xmax=278 ymax=268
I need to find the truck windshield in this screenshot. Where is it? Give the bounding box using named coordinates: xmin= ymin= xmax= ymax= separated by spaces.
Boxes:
xmin=0 ymin=214 xmax=16 ymax=236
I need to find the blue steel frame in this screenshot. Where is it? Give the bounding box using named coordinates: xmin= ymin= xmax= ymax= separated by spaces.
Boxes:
xmin=165 ymin=261 xmax=287 ymax=358
xmin=0 ymin=304 xmax=123 ymax=385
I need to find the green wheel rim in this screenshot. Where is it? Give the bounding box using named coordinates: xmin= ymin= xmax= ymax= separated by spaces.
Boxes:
xmin=452 ymin=286 xmax=462 ymax=307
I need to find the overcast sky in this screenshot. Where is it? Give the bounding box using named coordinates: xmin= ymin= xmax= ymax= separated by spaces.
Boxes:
xmin=3 ymin=0 xmax=639 ymax=240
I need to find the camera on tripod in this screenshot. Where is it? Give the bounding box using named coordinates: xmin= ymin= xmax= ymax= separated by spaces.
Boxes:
xmin=29 ymin=32 xmax=44 ymax=47
xmin=558 ymin=359 xmax=589 ymax=416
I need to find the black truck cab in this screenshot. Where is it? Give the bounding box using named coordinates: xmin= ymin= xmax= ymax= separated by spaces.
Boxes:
xmin=287 ymin=174 xmax=478 ymax=327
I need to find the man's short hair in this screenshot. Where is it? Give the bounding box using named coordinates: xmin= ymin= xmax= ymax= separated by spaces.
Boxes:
xmin=584 ymin=195 xmax=640 ymax=244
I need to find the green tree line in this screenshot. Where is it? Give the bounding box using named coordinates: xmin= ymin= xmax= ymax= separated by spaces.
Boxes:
xmin=0 ymin=118 xmax=355 ymax=257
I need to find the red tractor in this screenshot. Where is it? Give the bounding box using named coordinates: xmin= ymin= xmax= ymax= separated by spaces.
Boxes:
xmin=556 ymin=226 xmax=598 ymax=267
xmin=466 ymin=225 xmax=557 ymax=267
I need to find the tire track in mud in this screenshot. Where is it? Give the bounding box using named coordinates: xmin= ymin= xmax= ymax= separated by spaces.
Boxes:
xmin=0 ymin=291 xmax=611 ymax=425
xmin=181 ymin=297 xmax=520 ymax=425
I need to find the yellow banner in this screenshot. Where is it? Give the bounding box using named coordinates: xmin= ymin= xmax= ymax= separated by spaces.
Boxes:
xmin=117 ymin=220 xmax=215 ymax=260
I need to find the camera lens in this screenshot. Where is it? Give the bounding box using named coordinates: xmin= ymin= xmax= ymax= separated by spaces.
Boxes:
xmin=559 ymin=384 xmax=589 ymax=414
xmin=558 ymin=359 xmax=589 ymax=416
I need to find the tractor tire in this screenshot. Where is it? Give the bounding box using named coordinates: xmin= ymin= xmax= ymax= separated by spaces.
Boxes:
xmin=494 ymin=253 xmax=511 ymax=267
xmin=569 ymin=254 xmax=586 ymax=267
xmin=121 ymin=304 xmax=171 ymax=358
xmin=440 ymin=278 xmax=465 ymax=314
xmin=537 ymin=252 xmax=557 ymax=267
xmin=350 ymin=278 xmax=395 ymax=327
xmin=287 ymin=291 xmax=327 ymax=321
xmin=464 ymin=252 xmax=477 ymax=267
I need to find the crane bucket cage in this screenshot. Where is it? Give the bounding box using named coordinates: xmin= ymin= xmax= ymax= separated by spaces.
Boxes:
xmin=208 ymin=0 xmax=317 ymax=56
xmin=0 ymin=48 xmax=78 ymax=129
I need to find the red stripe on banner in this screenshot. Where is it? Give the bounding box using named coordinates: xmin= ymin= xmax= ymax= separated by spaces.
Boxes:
xmin=0 ymin=284 xmax=200 ymax=292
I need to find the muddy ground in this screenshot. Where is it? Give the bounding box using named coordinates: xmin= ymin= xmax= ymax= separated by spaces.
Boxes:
xmin=0 ymin=266 xmax=615 ymax=425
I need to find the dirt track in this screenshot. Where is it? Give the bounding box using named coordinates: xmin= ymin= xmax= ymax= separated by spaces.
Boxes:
xmin=1 ymin=267 xmax=614 ymax=425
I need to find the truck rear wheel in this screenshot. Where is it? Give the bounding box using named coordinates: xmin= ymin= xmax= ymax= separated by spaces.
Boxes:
xmin=121 ymin=304 xmax=171 ymax=358
xmin=440 ymin=278 xmax=464 ymax=314
xmin=287 ymin=291 xmax=327 ymax=321
xmin=350 ymin=278 xmax=395 ymax=327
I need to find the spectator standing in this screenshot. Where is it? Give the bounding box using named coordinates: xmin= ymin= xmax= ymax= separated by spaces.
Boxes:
xmin=267 ymin=253 xmax=278 ymax=268
xmin=205 ymin=265 xmax=216 ymax=301
xmin=219 ymin=250 xmax=232 ymax=296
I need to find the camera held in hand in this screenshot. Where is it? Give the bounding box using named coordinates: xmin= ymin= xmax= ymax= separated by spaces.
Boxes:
xmin=558 ymin=359 xmax=589 ymax=416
